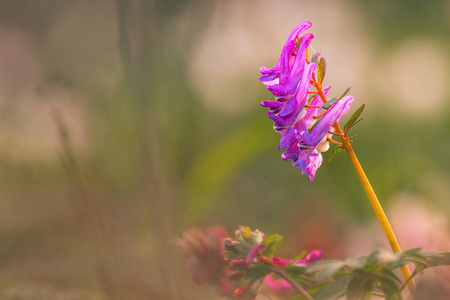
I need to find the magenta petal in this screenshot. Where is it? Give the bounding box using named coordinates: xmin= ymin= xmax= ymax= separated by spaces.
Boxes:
xmin=294 ymin=63 xmax=316 ymax=109
xmin=263 ymin=274 xmax=292 ymax=292
xmin=279 ymin=40 xmax=295 ymax=86
xmin=303 ymin=85 xmax=330 ymax=129
xmin=261 ymin=100 xmax=282 ymax=108
xmin=268 ymin=112 xmax=284 ymax=124
xmin=303 ymin=153 xmax=323 ymax=182
xmin=284 ymin=33 xmax=314 ymax=92
xmin=309 ymin=96 xmax=354 ymax=144
xmin=286 ymin=21 xmax=312 ymax=42
xmin=272 ymin=257 xmax=291 ymax=267
xmin=267 ymin=84 xmax=289 ymax=96
xmin=278 ymin=97 xmax=297 ymax=117
xmin=260 ymin=22 xmax=312 ymax=81
xmin=295 ymin=250 xmax=324 ymax=266
xmin=246 ymin=244 xmax=266 ymax=263
xmin=259 ymin=66 xmax=272 ymax=75
xmin=293 ymin=150 xmax=322 ymax=182
xmin=258 ymin=73 xmax=278 ymax=82
xmin=281 ymin=150 xmax=298 ymax=161
xmin=278 ymin=127 xmax=296 ymax=149
xmin=298 ymin=130 xmax=314 ymax=146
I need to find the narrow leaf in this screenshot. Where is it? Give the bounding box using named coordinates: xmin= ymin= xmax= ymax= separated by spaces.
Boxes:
xmin=344 ymin=104 xmax=365 ymax=134
xmin=262 ymin=234 xmax=284 ymax=256
xmin=346 ymin=118 xmax=364 ymax=132
xmin=338 ymin=87 xmax=351 ymax=100
xmin=376 ymin=274 xmax=401 ymax=300
xmin=308 ymin=260 xmax=346 ymax=281
xmin=322 ymin=97 xmax=338 ymax=109
xmin=286 ymin=265 xmax=307 ymax=276
xmin=329 ymin=146 xmax=345 ymax=161
xmin=312 ymin=277 xmax=352 ymax=300
xmin=286 ymin=270 xmax=314 ymax=286
xmin=244 ymin=264 xmax=270 ymax=281
xmin=348 ymin=134 xmax=358 ymax=141
xmin=307 ymin=94 xmax=317 ymax=104
xmin=287 ymin=251 xmax=307 ymax=267
xmin=347 ymin=272 xmax=374 ymax=300
xmin=379 ymin=268 xmax=402 ymax=284
xmin=317 ymin=57 xmax=327 ymax=84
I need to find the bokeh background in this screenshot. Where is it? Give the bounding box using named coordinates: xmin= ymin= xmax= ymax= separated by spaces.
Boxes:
xmin=0 ymin=0 xmax=449 ymax=299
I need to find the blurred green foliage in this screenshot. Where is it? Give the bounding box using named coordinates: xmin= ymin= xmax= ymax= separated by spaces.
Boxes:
xmin=0 ymin=0 xmax=448 ymax=299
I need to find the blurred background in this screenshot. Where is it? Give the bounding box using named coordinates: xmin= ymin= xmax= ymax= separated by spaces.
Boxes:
xmin=0 ymin=0 xmax=449 ymax=299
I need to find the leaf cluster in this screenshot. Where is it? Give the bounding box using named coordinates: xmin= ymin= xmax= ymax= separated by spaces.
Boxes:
xmin=290 ymin=248 xmax=450 ymax=300
xmin=223 ymin=228 xmax=450 ymax=300
xmin=329 ymin=100 xmax=365 ymax=162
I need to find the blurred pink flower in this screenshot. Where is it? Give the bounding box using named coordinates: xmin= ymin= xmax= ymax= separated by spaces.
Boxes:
xmin=264 ymin=250 xmax=323 ymax=294
xmin=176 ymin=226 xmax=235 ymax=296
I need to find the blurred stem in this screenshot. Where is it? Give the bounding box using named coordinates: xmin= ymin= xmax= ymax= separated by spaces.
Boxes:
xmin=271 ymin=266 xmax=313 ymax=300
xmin=400 ymin=270 xmax=418 ymax=292
xmin=115 ymin=1 xmax=184 ymax=299
xmin=312 ymin=81 xmax=416 ymax=295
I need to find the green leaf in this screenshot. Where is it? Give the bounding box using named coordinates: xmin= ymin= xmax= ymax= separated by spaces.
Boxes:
xmin=285 ymin=270 xmax=314 ymax=286
xmin=367 ymin=249 xmax=382 ymax=264
xmin=347 ymin=272 xmax=374 ymax=300
xmin=338 ymin=87 xmax=351 ymax=100
xmin=306 ymin=280 xmax=334 ymax=295
xmin=344 ymin=104 xmax=365 ymax=135
xmin=312 ymin=277 xmax=352 ymax=300
xmin=321 ymin=87 xmax=350 ymax=109
xmin=349 ymin=118 xmax=364 ymax=131
xmin=262 ymin=234 xmax=284 ymax=256
xmin=401 ymin=251 xmax=450 ymax=271
xmin=401 ymin=248 xmax=422 ymax=255
xmin=311 ymin=53 xmax=319 ymax=63
xmin=426 ymin=252 xmax=450 ymax=266
xmin=235 ymin=241 xmax=253 ymax=257
xmin=307 ymin=94 xmax=317 ymax=104
xmin=307 ymin=260 xmax=346 ymax=281
xmin=286 ymin=265 xmax=307 ymax=275
xmin=348 ymin=134 xmax=358 ymax=141
xmin=329 ymin=146 xmax=345 ymax=161
xmin=317 ymin=57 xmax=327 ymax=84
xmin=244 ymin=264 xmax=270 ymax=281
xmin=290 ymin=293 xmax=311 ymax=300
xmin=287 ymin=251 xmax=307 ymax=267
xmin=345 ymin=256 xmax=367 ymax=270
xmin=322 ymin=97 xmax=338 ymax=109
xmin=386 ymin=257 xmax=411 ymax=270
xmin=376 ymin=274 xmax=401 ymax=300
xmin=379 ymin=268 xmax=402 ymax=284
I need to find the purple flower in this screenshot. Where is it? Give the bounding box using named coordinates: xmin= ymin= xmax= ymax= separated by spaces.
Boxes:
xmin=259 ymin=23 xmax=315 ymax=155
xmin=259 ymin=21 xmax=355 ymax=181
xmin=259 ymin=21 xmax=312 ymax=84
xmin=282 ymin=96 xmax=354 ymax=181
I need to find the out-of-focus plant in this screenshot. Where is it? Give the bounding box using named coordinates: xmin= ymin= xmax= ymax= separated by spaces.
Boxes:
xmin=176 ymin=226 xmax=235 ymax=296
xmin=179 ymin=226 xmax=450 ymax=299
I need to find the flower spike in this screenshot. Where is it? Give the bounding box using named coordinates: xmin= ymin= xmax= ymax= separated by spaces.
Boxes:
xmin=259 ymin=21 xmax=354 ymax=181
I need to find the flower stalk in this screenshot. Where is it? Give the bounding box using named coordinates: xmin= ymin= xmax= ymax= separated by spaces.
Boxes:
xmin=270 ymin=265 xmax=313 ymax=300
xmin=259 ymin=21 xmax=417 ymax=295
xmin=313 ymin=80 xmax=416 ymax=294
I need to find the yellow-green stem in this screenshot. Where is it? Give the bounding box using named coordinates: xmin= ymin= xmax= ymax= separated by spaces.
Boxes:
xmin=335 ymin=124 xmax=415 ymax=294
xmin=313 ymin=82 xmax=415 ymax=294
